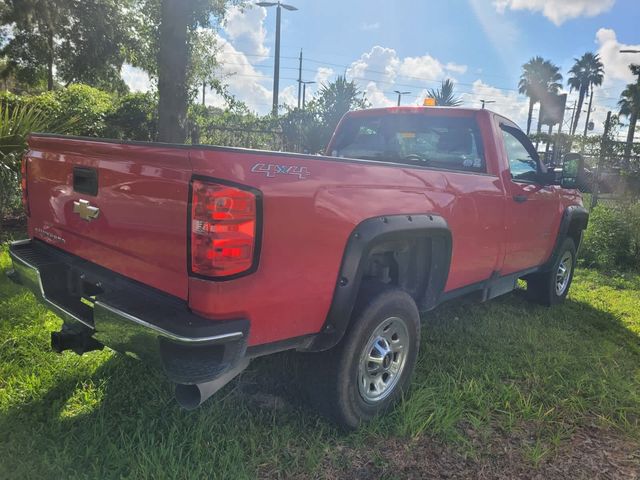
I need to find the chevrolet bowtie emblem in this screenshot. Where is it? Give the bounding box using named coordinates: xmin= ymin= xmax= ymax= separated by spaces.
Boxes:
xmin=73 ymin=199 xmax=100 ymax=221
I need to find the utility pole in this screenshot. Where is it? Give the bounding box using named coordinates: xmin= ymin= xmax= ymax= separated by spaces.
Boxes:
xmin=297 ymin=49 xmax=303 ymax=109
xmin=394 ymin=90 xmax=410 ymax=106
xmin=301 ymin=80 xmax=315 ymax=110
xmin=481 ymin=100 xmax=495 ymax=109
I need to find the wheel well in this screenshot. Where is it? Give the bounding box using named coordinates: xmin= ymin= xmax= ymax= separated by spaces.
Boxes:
xmin=360 ymin=237 xmax=431 ymax=303
xmin=304 ymin=214 xmax=451 ymax=352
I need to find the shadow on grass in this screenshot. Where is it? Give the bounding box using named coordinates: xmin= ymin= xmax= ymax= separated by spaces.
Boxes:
xmin=0 ymin=278 xmax=639 ymax=478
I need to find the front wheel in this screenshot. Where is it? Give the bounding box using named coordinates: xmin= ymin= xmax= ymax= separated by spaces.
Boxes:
xmin=526 ymin=238 xmax=577 ymax=306
xmin=303 ymin=288 xmax=421 ymax=429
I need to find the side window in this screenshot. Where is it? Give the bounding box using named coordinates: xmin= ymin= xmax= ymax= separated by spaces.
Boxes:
xmin=501 ymin=126 xmax=539 ymax=182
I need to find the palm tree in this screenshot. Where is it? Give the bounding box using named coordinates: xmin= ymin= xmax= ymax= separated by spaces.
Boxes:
xmin=518 ymin=57 xmax=563 ymax=134
xmin=317 ymin=75 xmax=367 ymax=129
xmin=618 ymin=64 xmax=640 ymax=165
xmin=567 ymin=53 xmax=604 ymax=135
xmin=427 ymin=79 xmax=462 ymax=106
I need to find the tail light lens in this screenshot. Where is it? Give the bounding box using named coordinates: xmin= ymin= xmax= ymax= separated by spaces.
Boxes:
xmin=190 ymin=178 xmax=260 ymax=278
xmin=20 ymin=155 xmax=30 ymax=216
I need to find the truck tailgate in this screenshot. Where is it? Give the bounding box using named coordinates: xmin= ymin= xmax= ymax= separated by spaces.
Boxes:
xmin=25 ymin=135 xmax=192 ymax=299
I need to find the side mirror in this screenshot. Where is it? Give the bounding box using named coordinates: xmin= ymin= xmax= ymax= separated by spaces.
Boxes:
xmin=560 ymin=153 xmax=584 ymax=189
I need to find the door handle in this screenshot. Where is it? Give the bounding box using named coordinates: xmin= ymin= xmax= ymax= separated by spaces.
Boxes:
xmin=512 ymin=195 xmax=528 ymax=203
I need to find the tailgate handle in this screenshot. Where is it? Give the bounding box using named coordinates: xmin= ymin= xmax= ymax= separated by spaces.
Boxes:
xmin=73 ymin=167 xmax=98 ymax=196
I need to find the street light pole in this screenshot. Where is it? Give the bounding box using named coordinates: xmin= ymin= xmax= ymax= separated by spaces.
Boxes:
xmin=297 ymin=49 xmax=303 ymax=109
xmin=257 ymin=1 xmax=298 ymax=116
xmin=301 ymin=80 xmax=315 ymax=110
xmin=273 ymin=3 xmax=281 ymax=115
xmin=480 ymin=99 xmax=495 ymax=109
xmin=394 ymin=90 xmax=410 ymax=106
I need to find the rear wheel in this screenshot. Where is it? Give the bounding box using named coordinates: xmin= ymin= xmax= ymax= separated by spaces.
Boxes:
xmin=526 ymin=238 xmax=577 ymax=306
xmin=304 ymin=288 xmax=420 ymax=429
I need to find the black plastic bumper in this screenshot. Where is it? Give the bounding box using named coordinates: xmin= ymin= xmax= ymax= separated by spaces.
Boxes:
xmin=7 ymin=239 xmax=249 ymax=384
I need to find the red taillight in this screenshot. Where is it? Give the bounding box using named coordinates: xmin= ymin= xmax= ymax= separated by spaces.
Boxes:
xmin=20 ymin=155 xmax=30 ymax=216
xmin=190 ymin=178 xmax=259 ymax=278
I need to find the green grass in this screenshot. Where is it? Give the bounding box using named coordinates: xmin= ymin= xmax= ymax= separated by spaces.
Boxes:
xmin=1 ymin=242 xmax=639 ymax=479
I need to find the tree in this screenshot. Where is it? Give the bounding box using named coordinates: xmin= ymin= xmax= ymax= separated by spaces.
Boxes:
xmin=190 ymin=28 xmax=226 ymax=106
xmin=0 ymin=0 xmax=71 ymax=91
xmin=154 ymin=0 xmax=238 ymax=143
xmin=316 ymin=76 xmax=367 ymax=128
xmin=0 ymin=0 xmax=139 ymax=93
xmin=618 ymin=64 xmax=640 ymax=167
xmin=57 ymin=0 xmax=138 ymax=94
xmin=567 ymin=52 xmax=604 ymax=135
xmin=426 ymin=79 xmax=462 ymax=107
xmin=518 ymin=56 xmax=563 ymax=134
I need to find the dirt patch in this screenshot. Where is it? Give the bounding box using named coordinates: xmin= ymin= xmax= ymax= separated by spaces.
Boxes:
xmin=282 ymin=426 xmax=640 ymax=480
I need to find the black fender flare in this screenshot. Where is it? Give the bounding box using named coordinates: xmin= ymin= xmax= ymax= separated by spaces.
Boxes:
xmin=304 ymin=214 xmax=452 ymax=352
xmin=541 ymin=205 xmax=589 ymax=271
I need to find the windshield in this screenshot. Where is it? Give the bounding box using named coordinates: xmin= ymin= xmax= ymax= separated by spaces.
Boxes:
xmin=331 ymin=114 xmax=485 ymax=173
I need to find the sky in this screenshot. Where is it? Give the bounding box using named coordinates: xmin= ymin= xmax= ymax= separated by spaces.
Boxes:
xmin=123 ymin=0 xmax=640 ymax=137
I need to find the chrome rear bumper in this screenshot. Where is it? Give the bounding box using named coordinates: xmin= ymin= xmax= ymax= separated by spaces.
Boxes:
xmin=7 ymin=239 xmax=249 ymax=384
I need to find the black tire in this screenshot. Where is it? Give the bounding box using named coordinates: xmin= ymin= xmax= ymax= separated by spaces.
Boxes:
xmin=303 ymin=288 xmax=421 ymax=429
xmin=526 ymin=238 xmax=577 ymax=306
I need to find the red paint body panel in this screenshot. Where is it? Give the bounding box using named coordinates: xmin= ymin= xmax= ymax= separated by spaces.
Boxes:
xmin=25 ymin=136 xmax=192 ymax=299
xmin=24 ymin=108 xmax=583 ymax=348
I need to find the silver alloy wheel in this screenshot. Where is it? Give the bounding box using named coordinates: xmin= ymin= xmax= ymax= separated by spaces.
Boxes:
xmin=357 ymin=316 xmax=410 ymax=404
xmin=555 ymin=251 xmax=573 ymax=296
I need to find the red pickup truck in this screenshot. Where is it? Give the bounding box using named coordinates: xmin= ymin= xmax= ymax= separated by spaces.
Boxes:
xmin=7 ymin=107 xmax=587 ymax=428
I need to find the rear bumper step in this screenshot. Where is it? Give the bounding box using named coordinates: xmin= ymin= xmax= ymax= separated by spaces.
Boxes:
xmin=7 ymin=239 xmax=249 ymax=384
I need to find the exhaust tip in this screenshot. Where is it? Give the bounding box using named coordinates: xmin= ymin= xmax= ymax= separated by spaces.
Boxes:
xmin=175 ymin=384 xmax=203 ymax=410
xmin=174 ymin=358 xmax=251 ymax=410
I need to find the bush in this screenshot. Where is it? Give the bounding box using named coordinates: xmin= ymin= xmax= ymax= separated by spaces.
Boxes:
xmin=20 ymin=84 xmax=114 ymax=137
xmin=105 ymin=92 xmax=158 ymax=141
xmin=0 ymin=160 xmax=21 ymax=220
xmin=580 ymin=203 xmax=638 ymax=270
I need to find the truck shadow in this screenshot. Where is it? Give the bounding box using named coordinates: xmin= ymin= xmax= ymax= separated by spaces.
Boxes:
xmin=0 ymin=288 xmax=638 ymax=476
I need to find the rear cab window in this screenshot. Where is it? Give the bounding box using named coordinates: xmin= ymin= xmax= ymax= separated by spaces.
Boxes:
xmin=331 ymin=113 xmax=486 ymax=173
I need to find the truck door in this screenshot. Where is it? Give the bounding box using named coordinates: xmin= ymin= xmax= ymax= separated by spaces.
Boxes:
xmin=499 ymin=124 xmax=559 ymax=275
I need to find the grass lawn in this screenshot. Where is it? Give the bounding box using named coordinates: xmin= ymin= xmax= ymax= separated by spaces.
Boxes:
xmin=1 ymin=239 xmax=639 ymax=479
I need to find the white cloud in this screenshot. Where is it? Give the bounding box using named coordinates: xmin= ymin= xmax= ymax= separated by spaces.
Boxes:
xmin=493 ymin=0 xmax=615 ymax=25
xmin=315 ymin=67 xmax=335 ymax=87
xmin=596 ymin=28 xmax=640 ymax=86
xmin=223 ymin=6 xmax=269 ymax=58
xmin=348 ymin=46 xmax=400 ymax=85
xmin=211 ymin=36 xmax=272 ymax=111
xmin=121 ymin=64 xmax=152 ymax=92
xmin=363 ymin=82 xmax=395 ymax=108
xmin=461 ymin=79 xmax=530 ymax=127
xmin=345 ymin=46 xmax=468 ymax=107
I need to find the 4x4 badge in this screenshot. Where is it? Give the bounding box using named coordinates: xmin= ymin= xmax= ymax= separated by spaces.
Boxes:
xmin=251 ymin=163 xmax=310 ymax=179
xmin=73 ymin=199 xmax=100 ymax=221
